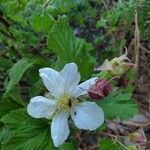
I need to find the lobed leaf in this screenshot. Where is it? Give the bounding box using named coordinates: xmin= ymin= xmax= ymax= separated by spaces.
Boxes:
xmin=1 ymin=109 xmax=56 ymax=150
xmin=96 ymin=90 xmax=139 ymax=120
xmin=47 ymin=16 xmax=95 ymax=80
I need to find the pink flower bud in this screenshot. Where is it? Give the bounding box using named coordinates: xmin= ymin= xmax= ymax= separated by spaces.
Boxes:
xmin=88 ymin=79 xmax=112 ymax=100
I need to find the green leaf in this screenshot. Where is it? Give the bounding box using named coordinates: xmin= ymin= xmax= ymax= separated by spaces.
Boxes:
xmin=1 ymin=109 xmax=56 ymax=150
xmin=99 ymin=138 xmax=124 ymax=150
xmin=96 ymin=18 xmax=107 ymax=28
xmin=3 ymin=82 xmax=24 ymax=106
xmin=47 ymin=16 xmax=95 ymax=80
xmin=59 ymin=141 xmax=77 ymax=150
xmin=0 ymin=84 xmax=24 ymax=118
xmin=8 ymin=58 xmax=37 ymax=87
xmin=96 ymin=90 xmax=139 ymax=120
xmin=32 ymin=13 xmax=55 ymax=32
xmin=29 ymin=79 xmax=43 ymax=97
xmin=0 ymin=126 xmax=13 ymax=146
xmin=5 ymin=57 xmax=40 ymax=95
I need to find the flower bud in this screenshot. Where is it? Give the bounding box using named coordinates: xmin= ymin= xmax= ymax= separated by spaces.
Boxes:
xmin=94 ymin=49 xmax=134 ymax=77
xmin=88 ymin=79 xmax=112 ymax=100
xmin=109 ymin=62 xmax=134 ymax=76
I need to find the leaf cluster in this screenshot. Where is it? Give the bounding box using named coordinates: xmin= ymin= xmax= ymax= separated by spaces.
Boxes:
xmin=0 ymin=1 xmax=96 ymax=149
xmin=0 ymin=0 xmax=140 ymax=149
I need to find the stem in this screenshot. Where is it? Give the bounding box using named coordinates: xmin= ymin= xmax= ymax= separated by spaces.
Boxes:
xmin=134 ymin=9 xmax=140 ymax=71
xmin=115 ymin=139 xmax=129 ymax=150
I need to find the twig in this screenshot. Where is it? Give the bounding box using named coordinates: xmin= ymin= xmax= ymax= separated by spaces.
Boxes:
xmin=101 ymin=0 xmax=108 ymax=11
xmin=100 ymin=132 xmax=125 ymax=138
xmin=149 ymin=97 xmax=150 ymax=116
xmin=134 ymin=10 xmax=140 ymax=70
xmin=121 ymin=121 xmax=142 ymax=127
xmin=140 ymin=46 xmax=150 ymax=54
xmin=44 ymin=0 xmax=51 ymax=9
xmin=115 ymin=139 xmax=129 ymax=150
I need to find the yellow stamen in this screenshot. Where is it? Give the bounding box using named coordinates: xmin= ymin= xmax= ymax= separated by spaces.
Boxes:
xmin=57 ymin=95 xmax=77 ymax=110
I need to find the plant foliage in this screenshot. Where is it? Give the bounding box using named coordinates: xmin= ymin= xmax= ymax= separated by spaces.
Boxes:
xmin=0 ymin=0 xmax=144 ymax=149
xmin=96 ymin=90 xmax=138 ymax=120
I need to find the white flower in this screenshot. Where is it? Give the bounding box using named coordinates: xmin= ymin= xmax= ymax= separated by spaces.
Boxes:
xmin=27 ymin=63 xmax=104 ymax=147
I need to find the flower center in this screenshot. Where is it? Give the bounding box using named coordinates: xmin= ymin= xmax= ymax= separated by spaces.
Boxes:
xmin=58 ymin=95 xmax=77 ymax=110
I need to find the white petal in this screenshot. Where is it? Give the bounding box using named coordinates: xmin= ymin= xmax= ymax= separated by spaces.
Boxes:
xmin=73 ymin=77 xmax=98 ymax=97
xmin=60 ymin=63 xmax=80 ymax=94
xmin=39 ymin=68 xmax=65 ymax=98
xmin=51 ymin=111 xmax=70 ymax=147
xmin=95 ymin=59 xmax=113 ymax=71
xmin=27 ymin=96 xmax=56 ymax=119
xmin=71 ymin=102 xmax=104 ymax=131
